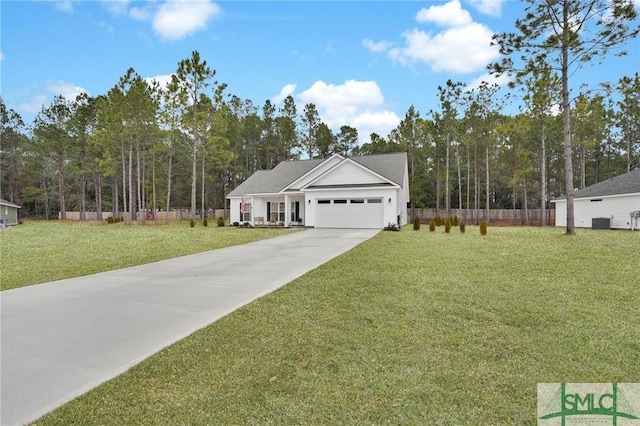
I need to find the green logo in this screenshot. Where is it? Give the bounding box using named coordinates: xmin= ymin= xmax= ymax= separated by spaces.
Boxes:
xmin=538 ymin=383 xmax=640 ymax=425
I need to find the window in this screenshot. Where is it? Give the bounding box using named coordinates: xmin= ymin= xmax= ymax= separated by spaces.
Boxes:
xmin=350 ymin=199 xmax=365 ymax=204
xmin=318 ymin=199 xmax=330 ymax=204
xmin=334 ymin=199 xmax=347 ymax=204
xmin=367 ymin=198 xmax=382 ymax=203
xmin=590 ymin=199 xmax=603 ymax=202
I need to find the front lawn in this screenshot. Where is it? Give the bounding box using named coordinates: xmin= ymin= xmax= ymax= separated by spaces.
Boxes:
xmin=0 ymin=220 xmax=294 ymax=291
xmin=30 ymin=226 xmax=640 ymax=425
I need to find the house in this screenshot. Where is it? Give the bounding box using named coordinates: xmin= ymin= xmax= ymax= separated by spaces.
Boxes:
xmin=551 ymin=168 xmax=640 ymax=230
xmin=0 ymin=199 xmax=21 ymax=227
xmin=227 ymin=152 xmax=409 ymax=229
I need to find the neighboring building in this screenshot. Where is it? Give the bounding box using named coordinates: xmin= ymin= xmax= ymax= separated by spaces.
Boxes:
xmin=0 ymin=199 xmax=21 ymax=227
xmin=552 ymin=168 xmax=640 ymax=230
xmin=227 ymin=153 xmax=409 ymax=229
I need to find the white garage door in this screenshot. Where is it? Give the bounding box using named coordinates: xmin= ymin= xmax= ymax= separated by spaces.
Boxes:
xmin=316 ymin=198 xmax=383 ymax=229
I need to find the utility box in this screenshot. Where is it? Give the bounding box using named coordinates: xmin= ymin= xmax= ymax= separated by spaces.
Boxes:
xmin=592 ymin=217 xmax=611 ymax=230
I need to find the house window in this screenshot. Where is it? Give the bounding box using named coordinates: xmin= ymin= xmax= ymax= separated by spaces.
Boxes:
xmin=590 ymin=199 xmax=603 ymax=202
xmin=268 ymin=202 xmax=285 ymax=223
xmin=350 ymin=199 xmax=365 ymax=204
xmin=367 ymin=198 xmax=382 ymax=203
xmin=318 ymin=199 xmax=330 ymax=204
xmin=334 ymin=199 xmax=347 ymax=204
xmin=242 ymin=203 xmax=252 ymax=222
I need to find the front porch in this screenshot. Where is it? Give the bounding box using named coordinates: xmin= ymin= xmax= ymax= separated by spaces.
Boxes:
xmin=237 ymin=194 xmax=306 ymax=227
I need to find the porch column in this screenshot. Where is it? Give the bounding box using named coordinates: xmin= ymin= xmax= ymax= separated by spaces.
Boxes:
xmin=284 ymin=194 xmax=290 ymax=227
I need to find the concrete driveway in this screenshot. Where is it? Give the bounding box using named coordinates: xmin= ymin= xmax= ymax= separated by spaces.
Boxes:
xmin=1 ymin=228 xmax=379 ymax=425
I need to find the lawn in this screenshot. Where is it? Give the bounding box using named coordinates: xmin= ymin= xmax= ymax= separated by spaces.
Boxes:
xmin=23 ymin=226 xmax=640 ymax=424
xmin=0 ymin=220 xmax=294 ymax=291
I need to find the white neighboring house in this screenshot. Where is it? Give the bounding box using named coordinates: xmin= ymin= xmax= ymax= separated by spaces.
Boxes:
xmin=552 ymin=168 xmax=640 ymax=230
xmin=227 ymin=152 xmax=409 ymax=229
xmin=0 ymin=198 xmax=21 ymax=227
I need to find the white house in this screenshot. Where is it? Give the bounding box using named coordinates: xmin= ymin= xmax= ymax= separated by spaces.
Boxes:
xmin=227 ymin=153 xmax=409 ymax=229
xmin=552 ymin=168 xmax=640 ymax=230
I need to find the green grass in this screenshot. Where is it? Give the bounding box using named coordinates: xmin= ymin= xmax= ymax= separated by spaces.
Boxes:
xmin=0 ymin=220 xmax=294 ymax=290
xmin=30 ymin=226 xmax=640 ymax=425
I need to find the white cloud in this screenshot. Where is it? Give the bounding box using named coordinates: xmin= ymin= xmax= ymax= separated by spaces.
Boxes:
xmin=416 ymin=0 xmax=472 ymax=27
xmin=101 ymin=0 xmax=131 ymax=16
xmin=366 ymin=1 xmax=499 ymax=75
xmin=145 ymin=74 xmax=174 ymax=89
xmin=389 ymin=22 xmax=499 ymax=74
xmin=271 ymin=83 xmax=297 ymax=104
xmin=467 ymin=0 xmax=504 ymax=17
xmin=465 ymin=72 xmax=512 ymax=91
xmin=46 ymin=81 xmax=88 ymax=101
xmin=18 ymin=95 xmax=48 ymax=115
xmin=296 ymin=80 xmax=401 ymax=143
xmin=362 ymin=38 xmax=393 ymax=53
xmin=54 ymin=1 xmax=74 ymax=13
xmin=0 ymin=52 xmax=5 ymax=61
xmin=129 ymin=6 xmax=152 ymax=21
xmin=152 ymin=0 xmax=222 ymax=41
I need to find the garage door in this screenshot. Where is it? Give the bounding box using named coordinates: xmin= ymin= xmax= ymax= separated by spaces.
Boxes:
xmin=316 ymin=198 xmax=383 ymax=229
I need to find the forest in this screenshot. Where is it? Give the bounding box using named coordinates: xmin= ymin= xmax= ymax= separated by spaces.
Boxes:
xmin=1 ymin=2 xmax=639 ymax=229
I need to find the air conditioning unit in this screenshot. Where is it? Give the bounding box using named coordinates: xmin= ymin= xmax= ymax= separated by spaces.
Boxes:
xmin=592 ymin=217 xmax=611 ymax=230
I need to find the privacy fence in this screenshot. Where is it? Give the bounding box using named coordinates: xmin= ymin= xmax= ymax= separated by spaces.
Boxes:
xmin=408 ymin=208 xmax=556 ymax=226
xmin=60 ymin=209 xmax=230 ymax=221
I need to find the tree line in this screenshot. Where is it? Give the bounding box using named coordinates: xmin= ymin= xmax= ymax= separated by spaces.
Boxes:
xmin=1 ymin=0 xmax=638 ymax=232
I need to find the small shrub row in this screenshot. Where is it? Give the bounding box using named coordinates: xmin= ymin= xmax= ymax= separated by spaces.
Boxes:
xmin=385 ymin=223 xmax=401 ymax=231
xmin=106 ymin=216 xmax=124 ymax=224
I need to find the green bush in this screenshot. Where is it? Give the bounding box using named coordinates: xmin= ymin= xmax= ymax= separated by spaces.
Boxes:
xmin=203 ymin=217 xmax=208 ymax=227
xmin=384 ymin=223 xmax=400 ymax=231
xmin=189 ymin=219 xmax=195 ymax=228
xmin=445 ymin=218 xmax=451 ymax=233
xmin=459 ymin=222 xmax=466 ymax=233
xmin=217 ymin=216 xmax=225 ymax=227
xmin=107 ymin=217 xmax=113 ymax=224
xmin=480 ymin=220 xmax=487 ymax=236
xmin=453 ymin=216 xmax=459 ymax=226
xmin=429 ymin=219 xmax=436 ymax=232
xmin=232 ymin=222 xmax=239 ymax=227
xmin=413 ymin=216 xmax=421 ymax=231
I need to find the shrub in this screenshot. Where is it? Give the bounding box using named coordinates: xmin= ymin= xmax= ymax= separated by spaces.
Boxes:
xmin=242 ymin=222 xmax=251 ymax=228
xmin=107 ymin=217 xmax=113 ymax=224
xmin=189 ymin=219 xmax=195 ymax=228
xmin=384 ymin=223 xmax=400 ymax=231
xmin=459 ymin=222 xmax=466 ymax=233
xmin=445 ymin=218 xmax=451 ymax=233
xmin=480 ymin=219 xmax=487 ymax=236
xmin=203 ymin=217 xmax=208 ymax=227
xmin=413 ymin=216 xmax=421 ymax=231
xmin=232 ymin=221 xmax=239 ymax=227
xmin=217 ymin=216 xmax=225 ymax=227
xmin=429 ymin=219 xmax=436 ymax=232
xmin=453 ymin=216 xmax=459 ymax=226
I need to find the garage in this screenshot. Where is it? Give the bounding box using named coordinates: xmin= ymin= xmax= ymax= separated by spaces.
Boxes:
xmin=315 ymin=198 xmax=383 ymax=229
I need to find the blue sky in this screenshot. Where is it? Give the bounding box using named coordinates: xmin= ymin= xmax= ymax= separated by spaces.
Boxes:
xmin=2 ymin=0 xmax=639 ymax=141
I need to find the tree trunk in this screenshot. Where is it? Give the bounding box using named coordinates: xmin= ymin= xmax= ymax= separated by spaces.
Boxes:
xmin=191 ymin=136 xmax=198 ymax=220
xmin=485 ymin=143 xmax=490 ymax=223
xmin=166 ymin=153 xmax=172 ymax=225
xmin=445 ymin=131 xmax=450 ymax=216
xmin=456 ymin=143 xmax=462 ymax=219
xmin=95 ymin=173 xmax=103 ymax=221
xmin=523 ymin=178 xmax=529 ymax=226
xmin=561 ymin=1 xmax=575 ymax=235
xmin=128 ymin=137 xmax=134 ymax=226
xmin=58 ymin=158 xmax=66 ymax=220
xmin=435 ymin=159 xmax=441 ymax=218
xmin=540 ymin=119 xmax=547 ymax=226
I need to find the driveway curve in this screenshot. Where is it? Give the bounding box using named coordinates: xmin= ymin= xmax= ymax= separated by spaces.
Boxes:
xmin=1 ymin=228 xmax=379 ymax=425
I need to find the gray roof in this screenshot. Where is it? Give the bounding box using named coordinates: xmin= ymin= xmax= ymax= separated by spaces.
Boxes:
xmin=227 ymin=152 xmax=407 ymax=197
xmin=227 ymin=159 xmax=324 ymax=197
xmin=0 ymin=199 xmax=21 ymax=208
xmin=555 ymin=168 xmax=640 ymax=200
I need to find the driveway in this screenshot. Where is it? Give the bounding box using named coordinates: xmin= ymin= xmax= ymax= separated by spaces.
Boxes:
xmin=1 ymin=228 xmax=379 ymax=425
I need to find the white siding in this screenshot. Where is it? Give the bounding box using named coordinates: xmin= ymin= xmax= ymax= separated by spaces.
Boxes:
xmin=286 ymin=155 xmax=344 ymax=190
xmin=310 ymin=161 xmax=387 ymax=187
xmin=553 ymin=193 xmax=640 ymax=229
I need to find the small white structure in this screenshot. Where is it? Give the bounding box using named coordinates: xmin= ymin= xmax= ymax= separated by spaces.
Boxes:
xmin=552 ymin=168 xmax=640 ymax=230
xmin=0 ymin=199 xmax=21 ymax=227
xmin=227 ymin=153 xmax=409 ymax=229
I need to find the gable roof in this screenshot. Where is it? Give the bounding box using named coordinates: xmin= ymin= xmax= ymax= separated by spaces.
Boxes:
xmin=227 ymin=159 xmax=324 ymax=197
xmin=0 ymin=199 xmax=21 ymax=208
xmin=553 ymin=168 xmax=640 ymax=201
xmin=227 ymin=152 xmax=407 ymax=197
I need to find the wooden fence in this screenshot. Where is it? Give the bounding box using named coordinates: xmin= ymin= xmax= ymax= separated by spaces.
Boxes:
xmin=408 ymin=208 xmax=555 ymax=226
xmin=60 ymin=209 xmax=230 ymax=221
